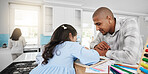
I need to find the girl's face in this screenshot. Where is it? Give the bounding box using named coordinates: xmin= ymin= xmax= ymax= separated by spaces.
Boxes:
xmin=69 ymin=33 xmax=77 ymax=42
xmin=72 ymin=35 xmax=77 ymax=42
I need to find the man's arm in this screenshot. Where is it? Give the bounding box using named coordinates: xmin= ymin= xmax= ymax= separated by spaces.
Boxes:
xmin=90 ymin=33 xmax=102 ymax=49
xmin=106 ymin=19 xmax=143 ymax=64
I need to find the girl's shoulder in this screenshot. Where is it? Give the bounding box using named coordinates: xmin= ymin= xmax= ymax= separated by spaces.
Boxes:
xmin=64 ymin=41 xmax=80 ymax=45
xmin=63 ymin=41 xmax=82 ymax=49
xmin=57 ymin=41 xmax=81 ymax=48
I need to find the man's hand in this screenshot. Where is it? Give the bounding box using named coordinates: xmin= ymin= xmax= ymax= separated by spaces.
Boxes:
xmin=95 ymin=49 xmax=108 ymax=56
xmin=94 ymin=41 xmax=110 ymax=50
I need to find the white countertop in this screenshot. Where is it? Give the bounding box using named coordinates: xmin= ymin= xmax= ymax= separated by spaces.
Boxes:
xmin=0 ymin=48 xmax=12 ymax=71
xmin=0 ymin=48 xmax=39 ymax=71
xmin=24 ymin=45 xmax=41 ymax=52
xmin=0 ymin=48 xmax=11 ymax=53
xmin=13 ymin=52 xmax=39 ymax=62
xmin=24 ymin=45 xmax=41 ymax=49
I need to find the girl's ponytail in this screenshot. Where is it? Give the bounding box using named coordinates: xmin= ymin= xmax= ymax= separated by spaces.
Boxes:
xmin=42 ymin=40 xmax=63 ymax=64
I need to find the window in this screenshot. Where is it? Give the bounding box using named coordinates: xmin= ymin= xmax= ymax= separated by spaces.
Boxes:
xmin=82 ymin=11 xmax=95 ymax=48
xmin=10 ymin=4 xmax=40 ymax=45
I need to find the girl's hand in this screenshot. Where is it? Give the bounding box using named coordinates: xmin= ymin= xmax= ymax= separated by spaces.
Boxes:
xmin=85 ymin=47 xmax=89 ymax=50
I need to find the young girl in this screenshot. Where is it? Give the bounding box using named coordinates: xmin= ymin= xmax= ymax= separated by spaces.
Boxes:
xmin=30 ymin=24 xmax=100 ymax=74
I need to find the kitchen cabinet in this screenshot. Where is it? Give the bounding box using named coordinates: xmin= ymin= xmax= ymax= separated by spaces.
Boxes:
xmin=43 ymin=6 xmax=82 ymax=37
xmin=43 ymin=5 xmax=53 ymax=36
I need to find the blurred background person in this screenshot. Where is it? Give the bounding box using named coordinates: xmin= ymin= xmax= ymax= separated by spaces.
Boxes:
xmin=8 ymin=28 xmax=26 ymax=60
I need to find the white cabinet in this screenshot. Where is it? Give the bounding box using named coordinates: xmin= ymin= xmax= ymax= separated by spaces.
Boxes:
xmin=53 ymin=6 xmax=75 ymax=30
xmin=74 ymin=9 xmax=82 ymax=35
xmin=43 ymin=5 xmax=53 ymax=36
xmin=43 ymin=6 xmax=82 ymax=37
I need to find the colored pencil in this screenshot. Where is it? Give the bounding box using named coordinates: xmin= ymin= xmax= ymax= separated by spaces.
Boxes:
xmin=110 ymin=65 xmax=124 ymax=74
xmin=111 ymin=65 xmax=133 ymax=74
xmin=108 ymin=65 xmax=110 ymax=74
xmin=115 ymin=64 xmax=137 ymax=69
xmin=114 ymin=65 xmax=137 ymax=71
xmin=110 ymin=67 xmax=117 ymax=74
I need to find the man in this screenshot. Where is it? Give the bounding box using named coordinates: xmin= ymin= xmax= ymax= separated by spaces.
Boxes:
xmin=90 ymin=7 xmax=143 ymax=64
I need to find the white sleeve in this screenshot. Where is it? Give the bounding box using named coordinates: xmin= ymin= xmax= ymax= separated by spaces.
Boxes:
xmin=22 ymin=36 xmax=26 ymax=47
xmin=36 ymin=52 xmax=43 ymax=65
xmin=8 ymin=39 xmax=12 ymax=49
xmin=90 ymin=33 xmax=102 ymax=49
xmin=71 ymin=43 xmax=100 ymax=65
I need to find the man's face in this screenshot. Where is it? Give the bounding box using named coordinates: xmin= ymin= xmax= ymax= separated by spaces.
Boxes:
xmin=93 ymin=16 xmax=110 ymax=35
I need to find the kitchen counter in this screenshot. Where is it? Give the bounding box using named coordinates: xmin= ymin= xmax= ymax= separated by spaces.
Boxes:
xmin=13 ymin=52 xmax=38 ymax=62
xmin=24 ymin=45 xmax=41 ymax=52
xmin=0 ymin=48 xmax=12 ymax=71
xmin=0 ymin=52 xmax=39 ymax=73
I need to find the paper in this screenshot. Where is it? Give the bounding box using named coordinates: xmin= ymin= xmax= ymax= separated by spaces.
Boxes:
xmin=85 ymin=60 xmax=115 ymax=73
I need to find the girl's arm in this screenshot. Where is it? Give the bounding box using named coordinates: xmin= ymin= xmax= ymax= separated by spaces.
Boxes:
xmin=71 ymin=43 xmax=100 ymax=65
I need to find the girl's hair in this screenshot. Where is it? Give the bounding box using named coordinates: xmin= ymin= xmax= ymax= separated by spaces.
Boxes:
xmin=10 ymin=28 xmax=22 ymax=41
xmin=42 ymin=24 xmax=77 ymax=64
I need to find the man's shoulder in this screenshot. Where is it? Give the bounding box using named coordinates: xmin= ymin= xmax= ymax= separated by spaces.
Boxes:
xmin=118 ymin=18 xmax=138 ymax=29
xmin=118 ymin=18 xmax=136 ymax=24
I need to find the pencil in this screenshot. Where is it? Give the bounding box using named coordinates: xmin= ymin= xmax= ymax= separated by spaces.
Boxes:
xmin=110 ymin=67 xmax=116 ymax=74
xmin=111 ymin=65 xmax=133 ymax=74
xmin=114 ymin=65 xmax=137 ymax=71
xmin=115 ymin=64 xmax=137 ymax=69
xmin=108 ymin=65 xmax=110 ymax=74
xmin=110 ymin=65 xmax=124 ymax=74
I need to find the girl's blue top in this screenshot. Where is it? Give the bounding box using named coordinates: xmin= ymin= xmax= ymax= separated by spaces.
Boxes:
xmin=30 ymin=41 xmax=100 ymax=74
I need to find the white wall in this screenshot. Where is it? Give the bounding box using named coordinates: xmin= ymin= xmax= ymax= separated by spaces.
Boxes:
xmin=0 ymin=0 xmax=9 ymax=34
xmin=139 ymin=16 xmax=148 ymax=44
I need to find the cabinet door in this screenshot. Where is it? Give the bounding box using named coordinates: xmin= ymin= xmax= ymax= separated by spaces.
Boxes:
xmin=74 ymin=9 xmax=82 ymax=42
xmin=53 ymin=6 xmax=65 ymax=30
xmin=53 ymin=7 xmax=75 ymax=30
xmin=64 ymin=8 xmax=75 ymax=25
xmin=43 ymin=6 xmax=53 ymax=36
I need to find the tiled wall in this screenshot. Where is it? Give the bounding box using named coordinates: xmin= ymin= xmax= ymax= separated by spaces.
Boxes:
xmin=0 ymin=34 xmax=9 ymax=47
xmin=40 ymin=34 xmax=51 ymax=46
